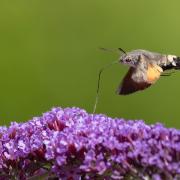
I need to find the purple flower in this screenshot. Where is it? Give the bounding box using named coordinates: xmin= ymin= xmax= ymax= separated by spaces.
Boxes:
xmin=0 ymin=107 xmax=180 ymax=179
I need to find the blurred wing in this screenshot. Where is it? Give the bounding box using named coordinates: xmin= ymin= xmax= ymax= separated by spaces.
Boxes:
xmin=146 ymin=64 xmax=163 ymax=83
xmin=117 ymin=67 xmax=151 ymax=95
xmin=117 ymin=64 xmax=163 ymax=95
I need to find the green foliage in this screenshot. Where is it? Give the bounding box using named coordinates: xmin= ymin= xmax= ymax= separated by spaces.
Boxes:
xmin=0 ymin=0 xmax=179 ymax=128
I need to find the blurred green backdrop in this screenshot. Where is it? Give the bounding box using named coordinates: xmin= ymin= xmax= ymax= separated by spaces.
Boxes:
xmin=0 ymin=0 xmax=180 ymax=128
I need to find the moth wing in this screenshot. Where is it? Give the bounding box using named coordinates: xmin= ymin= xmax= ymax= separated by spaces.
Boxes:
xmin=146 ymin=64 xmax=163 ymax=83
xmin=117 ymin=64 xmax=163 ymax=95
xmin=116 ymin=67 xmax=151 ymax=95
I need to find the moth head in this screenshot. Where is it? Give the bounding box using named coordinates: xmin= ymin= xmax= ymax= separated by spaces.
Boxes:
xmin=120 ymin=54 xmax=140 ymax=67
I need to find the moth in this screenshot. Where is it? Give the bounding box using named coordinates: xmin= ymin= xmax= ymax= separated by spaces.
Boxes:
xmin=93 ymin=48 xmax=180 ymax=113
xmin=117 ymin=49 xmax=180 ymax=95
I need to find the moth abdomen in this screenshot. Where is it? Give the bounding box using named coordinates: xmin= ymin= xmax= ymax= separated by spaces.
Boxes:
xmin=173 ymin=57 xmax=180 ymax=69
xmin=162 ymin=56 xmax=180 ymax=70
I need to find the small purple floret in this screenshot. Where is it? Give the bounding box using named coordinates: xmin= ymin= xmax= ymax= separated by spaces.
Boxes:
xmin=0 ymin=107 xmax=180 ymax=179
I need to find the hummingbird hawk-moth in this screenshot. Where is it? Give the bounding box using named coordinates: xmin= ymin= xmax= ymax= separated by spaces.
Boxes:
xmin=117 ymin=49 xmax=180 ymax=95
xmin=93 ymin=48 xmax=180 ymax=113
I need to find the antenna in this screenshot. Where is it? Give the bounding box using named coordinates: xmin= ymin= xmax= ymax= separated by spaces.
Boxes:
xmin=99 ymin=47 xmax=127 ymax=55
xmin=93 ymin=60 xmax=119 ymax=113
xmin=118 ymin=48 xmax=127 ymax=55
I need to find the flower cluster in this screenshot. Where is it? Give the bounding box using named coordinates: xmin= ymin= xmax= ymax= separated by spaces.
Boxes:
xmin=0 ymin=107 xmax=180 ymax=179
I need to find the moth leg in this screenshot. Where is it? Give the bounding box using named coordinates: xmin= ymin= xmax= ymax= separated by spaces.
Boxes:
xmin=161 ymin=71 xmax=175 ymax=76
xmin=161 ymin=74 xmax=171 ymax=76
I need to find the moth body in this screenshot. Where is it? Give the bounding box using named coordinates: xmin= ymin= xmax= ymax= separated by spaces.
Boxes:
xmin=117 ymin=49 xmax=180 ymax=95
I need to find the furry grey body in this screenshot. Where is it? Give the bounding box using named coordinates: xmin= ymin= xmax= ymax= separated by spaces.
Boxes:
xmin=119 ymin=49 xmax=176 ymax=83
xmin=115 ymin=49 xmax=180 ymax=95
xmin=120 ymin=49 xmax=171 ymax=68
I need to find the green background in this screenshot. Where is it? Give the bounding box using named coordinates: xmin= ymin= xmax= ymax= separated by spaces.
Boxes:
xmin=0 ymin=0 xmax=180 ymax=128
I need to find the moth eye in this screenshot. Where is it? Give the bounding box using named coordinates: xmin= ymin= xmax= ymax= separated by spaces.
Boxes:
xmin=126 ymin=58 xmax=131 ymax=62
